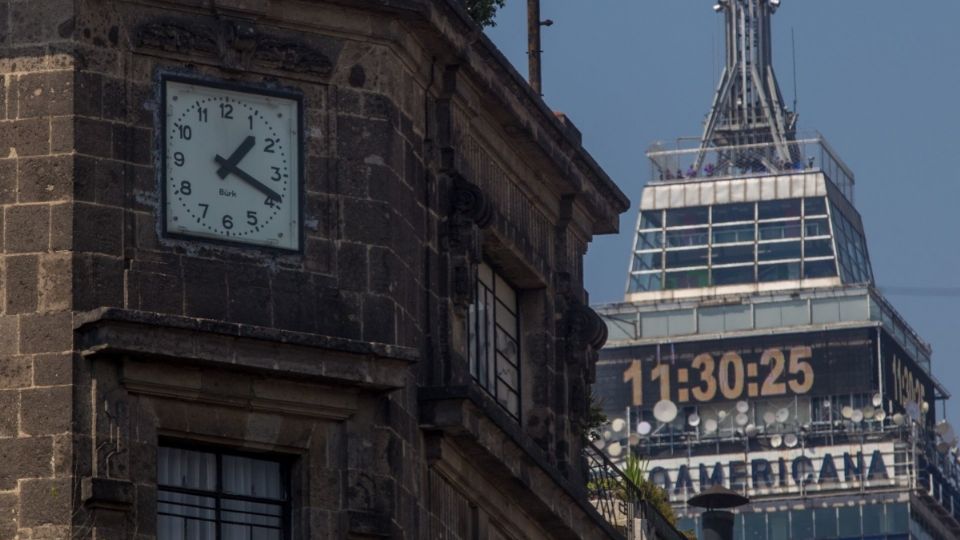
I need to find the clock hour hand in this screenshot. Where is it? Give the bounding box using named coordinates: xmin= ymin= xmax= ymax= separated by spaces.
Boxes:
xmin=214 ymin=155 xmax=282 ymax=203
xmin=216 ymin=136 xmax=257 ymax=179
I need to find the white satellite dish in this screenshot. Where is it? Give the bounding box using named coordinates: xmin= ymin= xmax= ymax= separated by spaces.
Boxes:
xmin=922 ymin=402 xmax=931 ymax=414
xmin=775 ymin=408 xmax=790 ymax=424
xmin=638 ymin=421 xmax=653 ymax=436
xmin=745 ymin=424 xmax=758 ymax=437
xmin=628 ymin=433 xmax=641 ymax=445
xmin=841 ymin=406 xmax=854 ymax=419
xmin=937 ymin=442 xmax=951 ymax=454
xmin=737 ymin=401 xmax=750 ymax=414
xmin=704 ymin=418 xmax=718 ymax=434
xmin=770 ymin=434 xmax=783 ymax=448
xmin=594 ymin=438 xmax=606 ymax=450
xmin=872 ymin=393 xmax=883 ymax=407
xmin=936 ymin=420 xmax=952 ymax=435
xmin=763 ymin=411 xmax=777 ymax=426
xmin=784 ymin=434 xmax=799 ymax=448
xmin=893 ymin=413 xmax=906 ymax=426
xmin=653 ymin=400 xmax=679 ymax=423
xmin=862 ymin=406 xmax=875 ymax=420
xmin=736 ymin=413 xmax=749 ymax=426
xmin=875 ymin=410 xmax=887 ymax=422
xmin=688 ymin=413 xmax=702 ymax=427
xmin=718 ymin=410 xmax=728 ymax=420
xmin=602 ymin=430 xmax=613 ymax=441
xmin=611 ymin=418 xmax=627 ymax=433
xmin=851 ymin=410 xmax=864 ymax=423
xmin=607 ymin=441 xmax=623 ymax=457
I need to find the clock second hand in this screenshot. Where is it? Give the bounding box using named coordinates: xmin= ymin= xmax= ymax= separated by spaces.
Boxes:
xmin=216 ymin=136 xmax=257 ymax=179
xmin=213 ymin=155 xmax=282 ymax=203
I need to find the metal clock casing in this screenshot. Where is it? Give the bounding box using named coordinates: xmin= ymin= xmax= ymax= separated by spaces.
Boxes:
xmin=162 ymin=76 xmax=302 ymax=251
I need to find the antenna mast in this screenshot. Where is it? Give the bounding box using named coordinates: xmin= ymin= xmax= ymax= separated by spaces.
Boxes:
xmin=695 ymin=0 xmax=797 ymax=173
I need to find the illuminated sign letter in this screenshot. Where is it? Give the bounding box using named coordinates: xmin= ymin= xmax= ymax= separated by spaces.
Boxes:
xmin=729 ymin=461 xmax=748 ymax=491
xmin=843 ymin=452 xmax=864 ymax=483
xmin=818 ymin=454 xmax=839 ymax=484
xmin=649 ymin=467 xmax=672 ymax=492
xmin=867 ymin=450 xmax=889 ymax=481
xmin=792 ymin=456 xmax=815 ymax=486
xmin=699 ymin=463 xmax=725 ymax=489
xmin=751 ymin=459 xmax=774 ymax=488
xmin=675 ymin=465 xmax=694 ymax=495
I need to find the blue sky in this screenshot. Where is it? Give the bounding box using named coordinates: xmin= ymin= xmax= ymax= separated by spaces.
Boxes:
xmin=486 ymin=2 xmax=960 ymax=420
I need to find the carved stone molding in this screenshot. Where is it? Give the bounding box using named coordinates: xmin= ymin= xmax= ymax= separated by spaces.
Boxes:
xmin=447 ymin=173 xmax=492 ymax=308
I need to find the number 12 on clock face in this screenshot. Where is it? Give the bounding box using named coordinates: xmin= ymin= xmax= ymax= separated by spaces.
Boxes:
xmin=162 ymin=77 xmax=302 ymax=251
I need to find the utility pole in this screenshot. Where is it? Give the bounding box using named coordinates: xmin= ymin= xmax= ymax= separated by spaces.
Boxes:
xmin=527 ymin=0 xmax=542 ymax=95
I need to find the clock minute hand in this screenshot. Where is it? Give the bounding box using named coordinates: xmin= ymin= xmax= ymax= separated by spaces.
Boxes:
xmin=216 ymin=136 xmax=257 ymax=179
xmin=214 ymin=155 xmax=282 ymax=203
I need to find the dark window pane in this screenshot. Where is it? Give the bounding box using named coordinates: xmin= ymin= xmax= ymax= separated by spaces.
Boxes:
xmin=791 ymin=509 xmax=814 ymax=540
xmin=759 ymin=199 xmax=801 ymax=219
xmin=743 ymin=512 xmax=765 ymax=540
xmin=713 ymin=245 xmax=754 ymax=265
xmin=814 ymin=507 xmax=837 ymax=538
xmin=837 ymin=506 xmax=860 ymax=537
xmin=804 ymin=259 xmax=837 ymax=279
xmin=666 ymin=206 xmax=709 ymax=227
xmin=805 ymin=197 xmax=827 ymax=216
xmin=713 ymin=224 xmax=755 ymax=244
xmin=759 ymin=262 xmax=800 ymax=282
xmin=633 ymin=252 xmax=662 ymax=271
xmin=640 ymin=211 xmax=663 ymax=229
xmin=666 ymin=227 xmax=708 ymax=247
xmin=767 ymin=511 xmax=789 ymax=540
xmin=664 ymin=269 xmax=709 ymax=289
xmin=805 ymin=238 xmax=834 ymax=258
xmin=637 ymin=231 xmax=662 ymax=250
xmin=758 ymin=241 xmax=801 ymax=261
xmin=629 ymin=273 xmax=662 ymax=293
xmin=884 ymin=503 xmax=909 ymax=533
xmin=713 ymin=203 xmax=754 ymax=223
xmin=666 ymin=249 xmax=708 ymax=268
xmin=759 ymin=221 xmax=801 ymax=240
xmin=804 ymin=218 xmax=831 ymax=237
xmin=861 ymin=504 xmax=883 ymax=536
xmin=713 ymin=266 xmax=755 ymax=286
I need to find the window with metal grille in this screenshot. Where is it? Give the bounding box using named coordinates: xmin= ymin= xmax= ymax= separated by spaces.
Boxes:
xmin=468 ymin=262 xmax=520 ymax=419
xmin=157 ymin=444 xmax=289 ymax=540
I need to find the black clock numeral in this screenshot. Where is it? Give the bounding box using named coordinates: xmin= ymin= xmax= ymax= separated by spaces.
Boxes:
xmin=222 ymin=215 xmax=234 ymax=230
xmin=197 ymin=108 xmax=208 ymax=122
xmin=271 ymin=167 xmax=282 ymax=181
xmin=247 ymin=115 xmax=254 ymax=130
xmin=179 ymin=180 xmax=192 ymax=196
xmin=176 ymin=124 xmax=192 ymax=140
xmin=247 ymin=211 xmax=258 ymax=226
xmin=173 ymin=152 xmax=185 ymax=167
xmin=264 ymin=138 xmax=277 ymax=153
xmin=198 ymin=203 xmax=209 ymax=218
xmin=220 ymin=103 xmax=234 ymax=119
xmin=264 ymin=196 xmax=278 ymax=208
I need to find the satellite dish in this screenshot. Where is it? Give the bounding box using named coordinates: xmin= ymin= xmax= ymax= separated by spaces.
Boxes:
xmin=841 ymin=406 xmax=854 ymax=419
xmin=611 ymin=418 xmax=627 ymax=432
xmin=628 ymin=433 xmax=641 ymax=445
xmin=718 ymin=410 xmax=728 ymax=420
xmin=936 ymin=421 xmax=952 ymax=435
xmin=745 ymin=424 xmax=758 ymax=437
xmin=653 ymin=400 xmax=679 ymax=423
xmin=770 ymin=434 xmax=783 ymax=448
xmin=862 ymin=406 xmax=875 ymax=420
xmin=937 ymin=441 xmax=951 ymax=454
xmin=872 ymin=393 xmax=883 ymax=407
xmin=602 ymin=430 xmax=613 ymax=441
xmin=763 ymin=411 xmax=777 ymax=426
xmin=775 ymin=408 xmax=790 ymax=424
xmin=594 ymin=438 xmax=606 ymax=450
xmin=688 ymin=413 xmax=702 ymax=427
xmin=736 ymin=413 xmax=749 ymax=426
xmin=784 ymin=433 xmax=799 ymax=448
xmin=607 ymin=441 xmax=623 ymax=457
xmin=893 ymin=413 xmax=905 ymax=426
xmin=875 ymin=410 xmax=887 ymax=422
xmin=922 ymin=402 xmax=931 ymax=414
xmin=737 ymin=401 xmax=750 ymax=414
xmin=823 ymin=400 xmax=832 ymax=408
xmin=704 ymin=418 xmax=718 ymax=434
xmin=851 ymin=410 xmax=864 ymax=423
xmin=638 ymin=421 xmax=653 ymax=436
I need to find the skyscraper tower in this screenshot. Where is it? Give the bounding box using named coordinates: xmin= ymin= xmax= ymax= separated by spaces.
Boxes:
xmin=594 ymin=2 xmax=960 ymax=538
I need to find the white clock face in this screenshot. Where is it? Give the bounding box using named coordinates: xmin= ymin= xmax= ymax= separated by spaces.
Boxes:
xmin=163 ymin=78 xmax=301 ymax=251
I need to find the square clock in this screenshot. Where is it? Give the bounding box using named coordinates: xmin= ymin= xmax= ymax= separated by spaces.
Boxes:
xmin=162 ymin=75 xmax=303 ymax=251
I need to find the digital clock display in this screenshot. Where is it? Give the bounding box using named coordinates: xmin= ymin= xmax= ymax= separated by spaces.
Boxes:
xmin=596 ymin=328 xmax=877 ymax=409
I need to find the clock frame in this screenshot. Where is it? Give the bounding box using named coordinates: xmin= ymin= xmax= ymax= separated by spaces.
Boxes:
xmin=160 ymin=74 xmax=304 ymax=252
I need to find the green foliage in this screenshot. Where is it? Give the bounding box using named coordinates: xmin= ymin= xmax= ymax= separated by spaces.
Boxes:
xmin=583 ymin=392 xmax=608 ymax=440
xmin=464 ymin=0 xmax=506 ymax=27
xmin=621 ymin=455 xmax=678 ymax=526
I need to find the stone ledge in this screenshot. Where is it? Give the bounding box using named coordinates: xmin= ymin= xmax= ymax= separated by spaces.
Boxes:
xmin=75 ymin=308 xmax=418 ymax=391
xmin=81 ymin=477 xmax=134 ymax=511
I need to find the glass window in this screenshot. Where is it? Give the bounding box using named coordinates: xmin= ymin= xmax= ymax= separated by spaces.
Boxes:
xmin=713 ymin=266 xmax=754 ymax=286
xmin=804 ymin=218 xmax=830 ymax=237
xmin=743 ymin=512 xmax=766 ymax=540
xmin=666 ymin=228 xmax=709 ymax=247
xmin=814 ymin=507 xmax=837 ymax=538
xmin=629 ymin=272 xmax=662 ymax=293
xmin=791 ymin=509 xmax=814 ymax=540
xmin=158 ymin=445 xmax=288 ymax=540
xmin=767 ymin=511 xmax=789 ymax=540
xmin=884 ymin=503 xmax=909 ymax=534
xmin=713 ymin=245 xmax=754 ymax=266
xmin=469 ymin=262 xmax=520 ymax=419
xmin=759 ymin=199 xmax=801 ymax=219
xmin=666 ymin=206 xmax=709 ymax=227
xmin=805 ymin=239 xmax=834 ymax=258
xmin=861 ymin=504 xmax=883 ymax=536
xmin=637 ymin=231 xmax=662 ymax=250
xmin=837 ymin=506 xmax=860 ymax=537
xmin=759 ymin=262 xmax=800 ymax=282
xmin=666 ymin=249 xmax=709 ymax=269
xmin=713 ymin=224 xmax=755 ymax=244
xmin=758 ymin=241 xmax=801 ymax=262
xmin=640 ymin=211 xmax=663 ymax=229
xmin=804 ymin=259 xmax=837 ymax=279
xmin=633 ymin=251 xmax=662 ymax=272
xmin=664 ymin=269 xmax=709 ymax=290
xmin=759 ymin=221 xmax=802 ymax=240
xmin=713 ymin=203 xmax=754 ymax=223
xmin=804 ymin=197 xmax=827 ymax=216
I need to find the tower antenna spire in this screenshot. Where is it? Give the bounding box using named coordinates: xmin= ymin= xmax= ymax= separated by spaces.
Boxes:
xmin=695 ymin=0 xmax=797 ymax=173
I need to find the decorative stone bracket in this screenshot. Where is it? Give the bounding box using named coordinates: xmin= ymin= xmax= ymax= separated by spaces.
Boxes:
xmin=447 ymin=173 xmax=492 ymax=309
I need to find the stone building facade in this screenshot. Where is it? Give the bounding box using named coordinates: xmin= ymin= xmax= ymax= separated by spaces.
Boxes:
xmin=0 ymin=0 xmax=660 ymax=538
